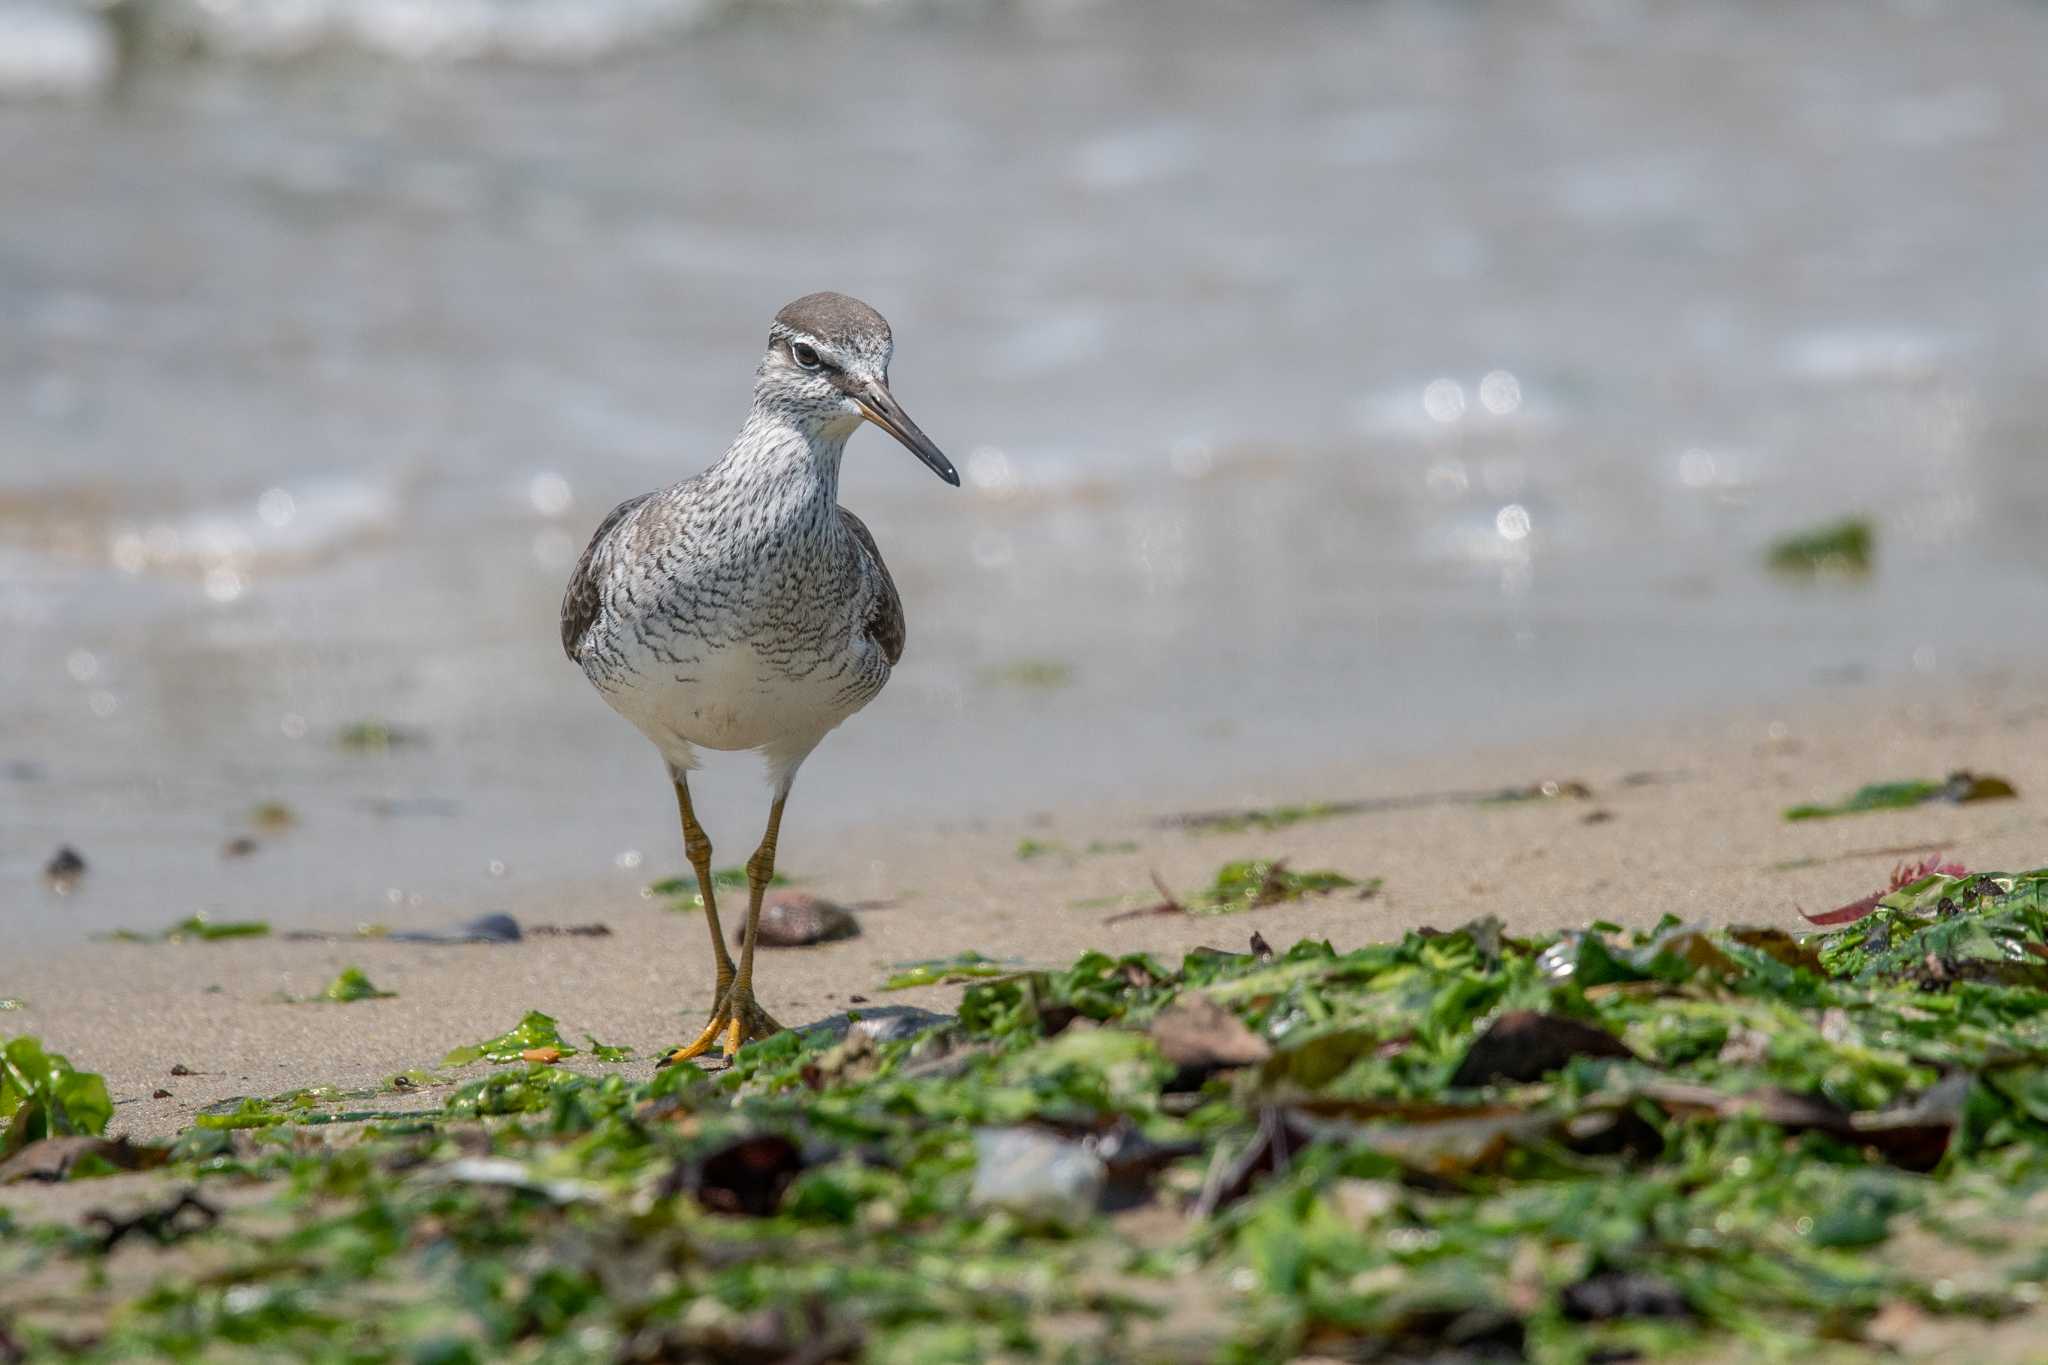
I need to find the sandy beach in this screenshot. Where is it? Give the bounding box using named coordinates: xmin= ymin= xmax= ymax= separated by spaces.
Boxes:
xmin=9 ymin=670 xmax=2045 ymax=1162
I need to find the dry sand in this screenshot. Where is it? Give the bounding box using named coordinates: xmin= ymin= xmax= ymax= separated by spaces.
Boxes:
xmin=7 ymin=671 xmax=2048 ymax=1169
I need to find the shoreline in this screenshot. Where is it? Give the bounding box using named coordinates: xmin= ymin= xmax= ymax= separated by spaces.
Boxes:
xmin=8 ymin=670 xmax=2048 ymax=1155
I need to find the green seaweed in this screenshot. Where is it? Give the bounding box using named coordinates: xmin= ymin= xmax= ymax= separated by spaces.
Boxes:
xmin=1181 ymin=858 xmax=1375 ymax=914
xmin=318 ymin=967 xmax=396 ymax=1003
xmin=1016 ymin=837 xmax=1139 ymax=860
xmin=440 ymin=1011 xmax=576 ymax=1067
xmin=104 ymin=913 xmax=271 ymax=943
xmin=1786 ymin=771 xmax=2017 ymax=821
xmin=21 ymin=876 xmax=2048 ymax=1360
xmin=335 ymin=720 xmax=427 ymax=752
xmin=1 ymin=1035 xmax=111 ymax=1152
xmin=881 ymin=951 xmax=1019 ymax=990
xmin=1180 ymin=801 xmax=1355 ymax=833
xmin=1767 ymin=516 xmax=1875 ymax=577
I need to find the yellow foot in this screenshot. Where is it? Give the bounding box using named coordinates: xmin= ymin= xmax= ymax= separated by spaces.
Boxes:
xmin=658 ymin=987 xmax=785 ymax=1067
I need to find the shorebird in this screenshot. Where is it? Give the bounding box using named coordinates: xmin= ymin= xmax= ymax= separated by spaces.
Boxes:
xmin=561 ymin=292 xmax=958 ymax=1062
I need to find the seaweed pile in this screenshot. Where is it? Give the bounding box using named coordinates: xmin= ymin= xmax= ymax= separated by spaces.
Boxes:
xmin=7 ymin=869 xmax=2048 ymax=1360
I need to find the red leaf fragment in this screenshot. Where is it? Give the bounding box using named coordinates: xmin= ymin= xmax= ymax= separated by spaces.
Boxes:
xmin=1800 ymin=855 xmax=1967 ymax=927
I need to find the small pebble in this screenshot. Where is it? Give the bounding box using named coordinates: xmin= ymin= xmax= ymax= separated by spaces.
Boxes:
xmin=169 ymin=1063 xmax=193 ymax=1076
xmin=152 ymin=1089 xmax=172 ymax=1099
xmin=735 ymin=891 xmax=860 ymax=948
xmin=222 ymin=836 xmax=260 ymax=859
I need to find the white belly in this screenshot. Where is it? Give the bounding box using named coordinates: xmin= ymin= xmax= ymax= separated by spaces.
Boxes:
xmin=597 ymin=636 xmax=880 ymax=772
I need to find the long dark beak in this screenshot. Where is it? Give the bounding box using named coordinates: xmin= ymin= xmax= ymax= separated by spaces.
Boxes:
xmin=855 ymin=381 xmax=959 ymax=486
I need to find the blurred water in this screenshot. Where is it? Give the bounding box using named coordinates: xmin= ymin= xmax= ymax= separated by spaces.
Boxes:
xmin=5 ymin=0 xmax=2048 ymax=941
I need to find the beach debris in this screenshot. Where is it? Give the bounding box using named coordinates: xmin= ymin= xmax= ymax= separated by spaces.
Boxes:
xmin=249 ymin=800 xmax=296 ymax=831
xmin=1766 ymin=516 xmax=1874 ymax=578
xmin=41 ymin=846 xmax=86 ymax=894
xmin=1447 ymin=1011 xmax=1636 ymax=1087
xmin=882 ymin=951 xmax=1017 ymax=990
xmin=1167 ymin=777 xmax=1610 ymax=833
xmin=1804 ymin=855 xmax=1969 ymax=927
xmin=1247 ymin=930 xmax=1274 ymax=960
xmin=0 ymin=1135 xmax=168 ymax=1185
xmin=390 ymin=913 xmax=521 ymax=944
xmin=168 ymin=1063 xmax=192 ymax=1076
xmin=335 ymin=720 xmax=428 ymax=752
xmin=441 ymin=1010 xmax=576 ymax=1067
xmin=976 ymin=659 xmax=1074 ymax=691
xmin=82 ymin=1191 xmax=219 ymax=1252
xmin=279 ymin=914 xmax=591 ymax=945
xmin=1016 ymin=837 xmax=1140 ymax=861
xmin=1106 ymin=859 xmax=1374 ymax=924
xmin=29 ymin=869 xmax=2048 ymax=1360
xmin=1785 ymin=771 xmax=2016 ymax=822
xmin=1479 ymin=778 xmax=1593 ymax=804
xmin=1813 ymin=866 xmax=2048 ymax=991
xmin=0 ymin=1000 xmax=21 ymax=1012
xmin=739 ymin=891 xmax=860 ymax=947
xmin=317 ymin=967 xmax=396 ymax=1003
xmin=354 ymin=796 xmax=460 ymax=818
xmin=970 ymin=1127 xmax=1105 ymax=1225
xmin=220 ymin=836 xmax=259 ymax=859
xmin=1172 ymin=802 xmax=1359 ymax=834
xmin=526 ymin=922 xmax=612 ymax=937
xmin=103 ymin=914 xmax=270 ymax=943
xmin=1 ymin=1036 xmax=112 ymax=1154
xmin=584 ymin=1036 xmax=632 ymax=1062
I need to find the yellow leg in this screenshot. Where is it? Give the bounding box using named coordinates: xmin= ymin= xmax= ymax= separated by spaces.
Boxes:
xmin=660 ymin=774 xmax=737 ymax=1065
xmin=729 ymin=794 xmax=788 ymax=1039
xmin=661 ymin=791 xmax=787 ymax=1065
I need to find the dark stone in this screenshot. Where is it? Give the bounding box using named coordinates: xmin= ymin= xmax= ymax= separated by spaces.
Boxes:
xmin=737 ymin=892 xmax=861 ymax=948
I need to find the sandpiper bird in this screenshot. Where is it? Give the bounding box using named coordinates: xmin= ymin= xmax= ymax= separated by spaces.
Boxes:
xmin=561 ymin=292 xmax=958 ymax=1062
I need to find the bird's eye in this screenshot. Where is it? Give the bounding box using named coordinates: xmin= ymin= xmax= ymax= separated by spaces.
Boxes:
xmin=790 ymin=341 xmax=822 ymax=370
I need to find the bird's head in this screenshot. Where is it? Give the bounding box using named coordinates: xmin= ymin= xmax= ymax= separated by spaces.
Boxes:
xmin=755 ymin=291 xmax=959 ymax=486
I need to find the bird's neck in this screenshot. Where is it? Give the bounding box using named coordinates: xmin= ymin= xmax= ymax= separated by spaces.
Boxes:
xmin=710 ymin=406 xmax=854 ymax=517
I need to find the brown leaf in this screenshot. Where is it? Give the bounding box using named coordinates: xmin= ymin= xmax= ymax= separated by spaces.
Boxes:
xmin=1640 ymin=1076 xmax=1962 ymax=1172
xmin=1150 ymin=993 xmax=1272 ymax=1073
xmin=1449 ymin=1011 xmax=1636 ymax=1087
xmin=1727 ymin=926 xmax=1824 ymax=973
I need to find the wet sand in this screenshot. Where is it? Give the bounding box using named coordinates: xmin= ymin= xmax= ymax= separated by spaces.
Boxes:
xmin=7 ymin=670 xmax=2047 ymax=1162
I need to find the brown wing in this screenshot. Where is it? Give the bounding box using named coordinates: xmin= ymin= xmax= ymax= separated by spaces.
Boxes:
xmin=839 ymin=507 xmax=904 ymax=667
xmin=560 ymin=493 xmax=652 ymax=661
